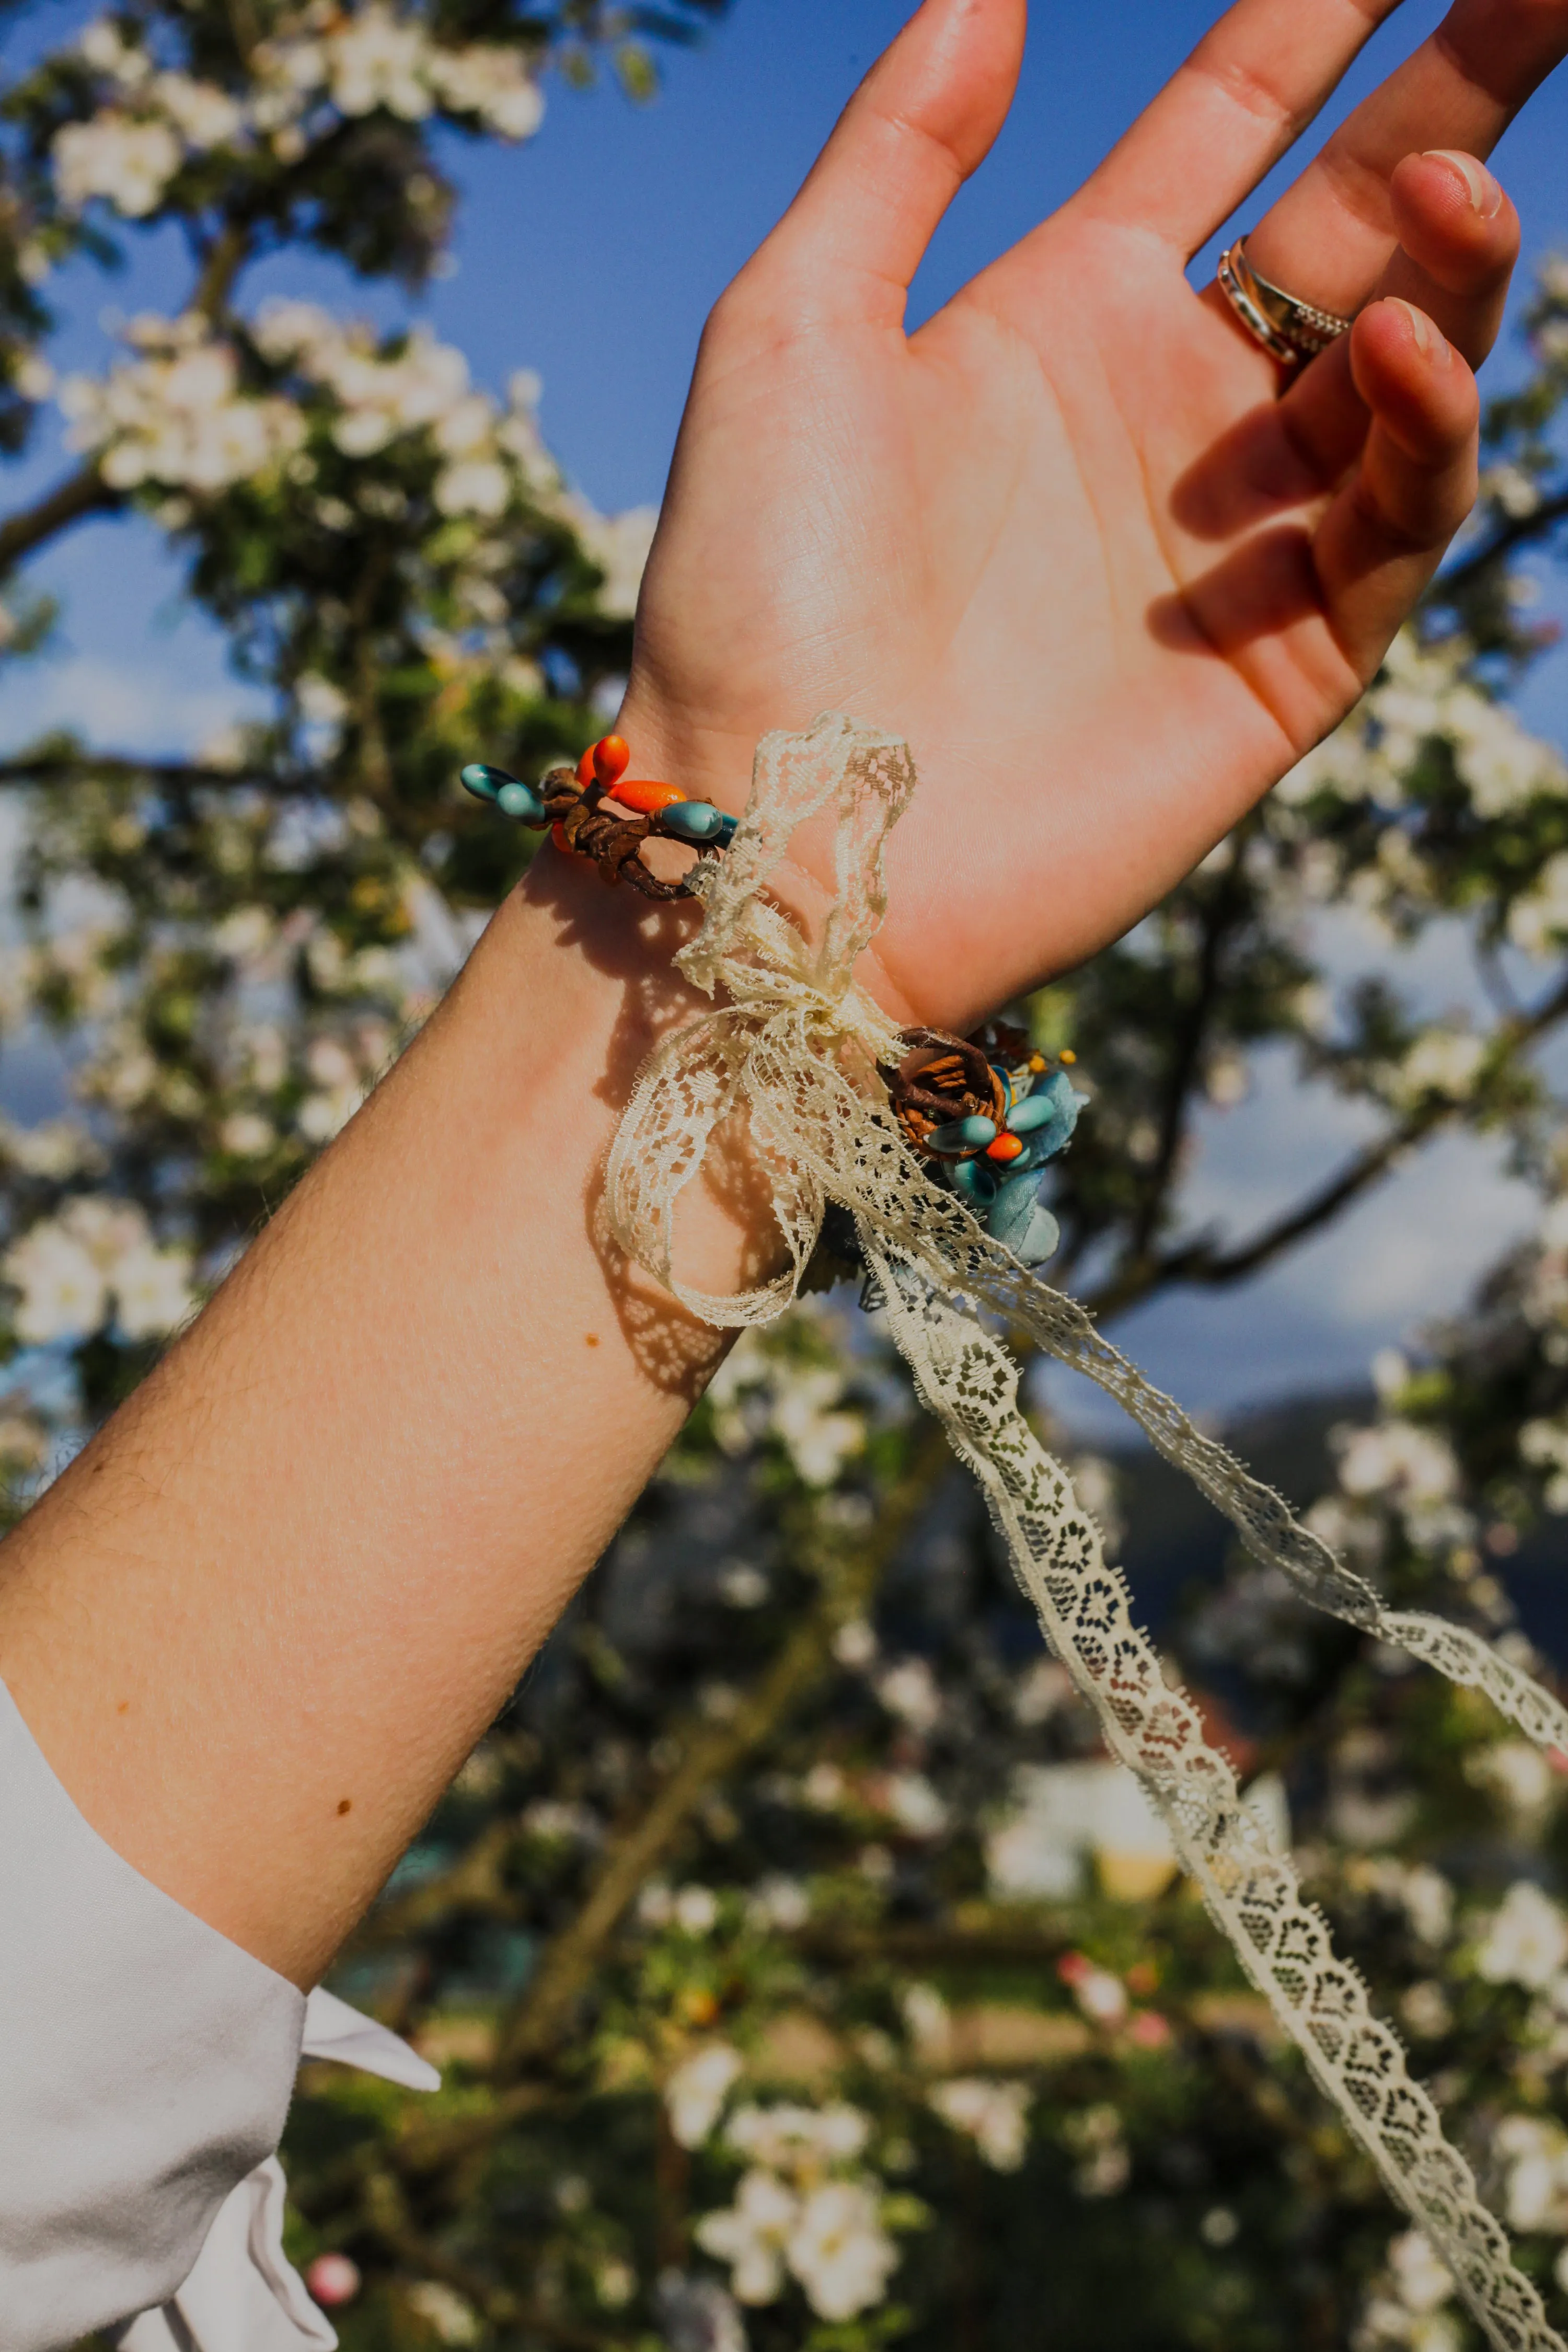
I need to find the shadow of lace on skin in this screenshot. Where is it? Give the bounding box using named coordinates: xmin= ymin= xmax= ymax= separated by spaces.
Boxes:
xmin=605 ymin=711 xmax=1567 ymax=2352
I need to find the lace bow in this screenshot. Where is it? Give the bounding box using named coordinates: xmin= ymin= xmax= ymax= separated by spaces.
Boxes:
xmin=607 ymin=711 xmax=1568 ymax=2352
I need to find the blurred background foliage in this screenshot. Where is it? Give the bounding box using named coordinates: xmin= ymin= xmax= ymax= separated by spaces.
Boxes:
xmin=5 ymin=3 xmax=1568 ymax=2349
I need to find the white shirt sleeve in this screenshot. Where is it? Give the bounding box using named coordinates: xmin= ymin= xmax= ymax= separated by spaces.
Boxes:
xmin=0 ymin=1676 xmax=438 ymax=2352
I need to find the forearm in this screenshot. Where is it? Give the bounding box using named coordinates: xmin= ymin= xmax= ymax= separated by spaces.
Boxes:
xmin=0 ymin=856 xmax=768 ymax=1988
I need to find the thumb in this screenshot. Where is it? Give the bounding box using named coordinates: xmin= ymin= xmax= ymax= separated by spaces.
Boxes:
xmin=752 ymin=0 xmax=1026 ymax=320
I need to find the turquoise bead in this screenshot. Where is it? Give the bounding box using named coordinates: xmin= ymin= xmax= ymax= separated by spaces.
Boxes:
xmin=460 ymin=762 xmax=511 ymax=803
xmin=497 ymin=780 xmax=544 ymax=822
xmin=1006 ymin=1091 xmax=1059 ymax=1134
xmin=950 ymin=1158 xmax=998 ymax=1207
xmin=927 ymin=1115 xmax=996 ymax=1153
xmin=1005 ymin=1069 xmax=1082 ymax=1160
xmin=717 ymin=811 xmax=739 ymax=844
xmin=659 ymin=799 xmax=725 ymax=843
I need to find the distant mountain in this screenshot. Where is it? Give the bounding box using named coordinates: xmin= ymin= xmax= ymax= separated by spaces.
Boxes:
xmin=1107 ymin=1390 xmax=1568 ymax=1666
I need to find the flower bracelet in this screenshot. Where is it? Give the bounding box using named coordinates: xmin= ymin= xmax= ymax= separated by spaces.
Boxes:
xmin=460 ymin=737 xmax=1086 ymax=1274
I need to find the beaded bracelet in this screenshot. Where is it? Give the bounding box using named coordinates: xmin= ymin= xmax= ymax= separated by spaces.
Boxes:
xmin=460 ymin=733 xmax=737 ymax=902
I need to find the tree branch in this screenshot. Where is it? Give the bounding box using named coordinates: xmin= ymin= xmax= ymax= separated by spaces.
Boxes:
xmin=191 ymin=218 xmax=253 ymax=322
xmin=1089 ymin=964 xmax=1568 ymax=1317
xmin=495 ymin=1426 xmax=953 ymax=2078
xmin=1438 ymin=486 xmax=1568 ymax=600
xmin=0 ymin=751 xmax=294 ymax=792
xmin=0 ymin=466 xmax=121 ymax=579
xmin=1127 ymin=832 xmax=1252 ymax=1265
xmin=301 ymin=1446 xmax=957 ymax=2206
xmin=0 ymin=223 xmax=250 ymax=590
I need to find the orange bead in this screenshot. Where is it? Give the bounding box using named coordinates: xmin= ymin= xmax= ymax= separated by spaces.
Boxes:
xmin=592 ymin=734 xmax=631 ymax=786
xmin=551 ymin=821 xmax=573 ymax=855
xmin=575 ymin=748 xmax=596 ymax=787
xmin=985 ymin=1132 xmax=1025 ymax=1162
xmin=1059 ymin=1048 xmax=1077 ymax=1065
xmin=608 ymin=777 xmax=688 ymax=815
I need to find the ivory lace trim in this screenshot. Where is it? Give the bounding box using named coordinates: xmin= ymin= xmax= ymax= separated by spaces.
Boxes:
xmin=606 ymin=712 xmax=1567 ymax=2352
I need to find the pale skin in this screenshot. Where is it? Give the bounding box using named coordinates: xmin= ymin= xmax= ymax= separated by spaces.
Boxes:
xmin=0 ymin=0 xmax=1561 ymax=1990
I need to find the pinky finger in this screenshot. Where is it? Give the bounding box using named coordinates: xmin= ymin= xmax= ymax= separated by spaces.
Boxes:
xmin=1313 ymin=295 xmax=1480 ymax=678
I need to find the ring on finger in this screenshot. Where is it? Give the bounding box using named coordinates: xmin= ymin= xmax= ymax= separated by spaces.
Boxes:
xmin=1217 ymin=239 xmax=1353 ymax=367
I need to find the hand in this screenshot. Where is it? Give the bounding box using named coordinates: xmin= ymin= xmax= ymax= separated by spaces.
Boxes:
xmin=617 ymin=0 xmax=1563 ymax=1029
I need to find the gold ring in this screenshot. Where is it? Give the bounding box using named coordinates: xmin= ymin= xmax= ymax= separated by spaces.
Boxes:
xmin=1217 ymin=239 xmax=1353 ymax=367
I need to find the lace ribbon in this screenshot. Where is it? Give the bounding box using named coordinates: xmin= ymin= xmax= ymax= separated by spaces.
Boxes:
xmin=606 ymin=712 xmax=1568 ymax=2351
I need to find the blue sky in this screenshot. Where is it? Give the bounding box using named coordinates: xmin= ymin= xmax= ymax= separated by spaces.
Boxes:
xmin=4 ymin=0 xmax=1568 ymax=1423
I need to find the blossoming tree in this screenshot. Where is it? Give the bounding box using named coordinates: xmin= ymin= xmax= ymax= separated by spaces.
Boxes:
xmin=6 ymin=5 xmax=1568 ymax=2349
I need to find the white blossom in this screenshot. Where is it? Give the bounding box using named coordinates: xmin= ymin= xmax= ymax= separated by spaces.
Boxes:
xmin=1521 ymin=1416 xmax=1568 ymax=1511
xmin=883 ymin=1772 xmax=948 ymax=1838
xmin=1010 ymin=1656 xmax=1071 ymax=1725
xmin=746 ymin=1874 xmax=809 ymax=1930
xmin=1355 ymin=2232 xmax=1459 ymax=2351
xmin=1467 ymin=1739 xmax=1558 ymax=1822
xmin=151 ymin=73 xmax=245 ymax=148
xmin=1511 ymin=850 xmax=1568 ymax=957
xmin=297 ymin=1086 xmax=361 ymax=1143
xmin=986 ymin=1760 xmax=1176 ymax=1904
xmin=519 ymin=1798 xmax=600 ymax=1843
xmin=875 ymin=1656 xmax=941 ymax=1732
xmin=434 ymin=458 xmax=510 ymax=518
xmin=674 ymin=1883 xmax=719 ymax=1935
xmin=832 ymin=1617 xmax=877 ymax=1668
xmin=405 ymin=2281 xmax=480 ymax=2345
xmin=695 ymin=2170 xmax=798 ymax=2305
xmin=61 ymin=321 xmax=303 ymax=493
xmin=665 ymin=2044 xmax=744 ymax=2150
xmin=727 ymin=2103 xmax=869 ymax=2174
xmin=901 ymin=1984 xmax=950 ymax=2061
xmin=218 ymin=1112 xmax=276 ymax=1159
xmin=1494 ymin=2115 xmax=1568 ymax=2231
xmin=112 ymin=1243 xmax=196 ymax=1340
xmin=424 ymin=44 xmax=544 ymax=138
xmin=1477 ymin=1882 xmax=1568 ymax=1989
xmin=53 ymin=114 xmax=181 ymax=216
xmin=1337 ymin=1420 xmax=1458 ymax=1507
xmin=1446 ymin=684 xmax=1566 ymax=816
xmin=1064 ymin=2102 xmax=1130 ymax=2197
xmin=1389 ymin=1030 xmax=1486 ymax=1106
xmin=3 ymin=1223 xmax=108 ymax=1343
xmin=214 ymin=906 xmax=276 ymax=962
xmin=785 ymin=2182 xmax=897 ymax=2321
xmin=79 ymin=18 xmax=151 ymax=85
xmin=928 ymin=2078 xmax=1031 ymax=2171
xmin=572 ymin=501 xmax=658 ymax=618
xmin=707 ymin=1328 xmax=866 ymax=1487
xmin=326 ymin=8 xmax=431 ymax=120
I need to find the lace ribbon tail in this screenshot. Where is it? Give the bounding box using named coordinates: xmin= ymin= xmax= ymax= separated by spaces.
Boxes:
xmin=979 ymin=1264 xmax=1568 ymax=1758
xmin=862 ymin=1233 xmax=1565 ymax=2352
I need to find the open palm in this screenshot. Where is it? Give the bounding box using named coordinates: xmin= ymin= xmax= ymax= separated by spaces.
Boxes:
xmin=618 ymin=0 xmax=1566 ymax=1029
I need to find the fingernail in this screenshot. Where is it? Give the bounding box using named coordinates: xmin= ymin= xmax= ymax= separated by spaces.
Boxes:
xmin=1423 ymin=148 xmax=1503 ymax=218
xmin=1391 ymin=297 xmax=1452 ymax=367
